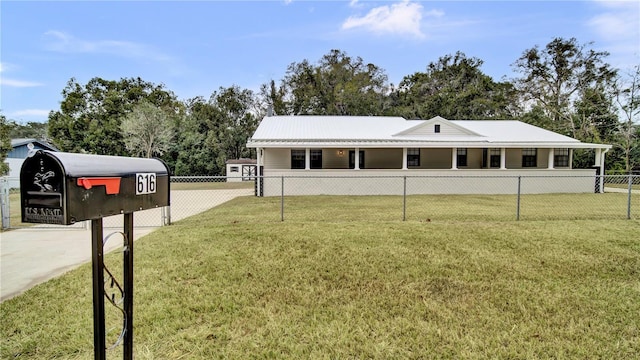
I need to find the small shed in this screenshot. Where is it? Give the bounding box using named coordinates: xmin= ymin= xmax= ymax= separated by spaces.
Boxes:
xmin=226 ymin=159 xmax=257 ymax=182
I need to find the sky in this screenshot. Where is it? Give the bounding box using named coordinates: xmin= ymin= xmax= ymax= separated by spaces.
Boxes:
xmin=1 ymin=0 xmax=639 ymax=123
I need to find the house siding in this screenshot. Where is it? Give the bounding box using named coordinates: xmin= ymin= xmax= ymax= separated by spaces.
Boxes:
xmin=506 ymin=149 xmax=521 ymax=168
xmin=367 ymin=149 xmax=402 ymax=169
xmin=466 ymin=148 xmax=484 ymax=168
xmin=421 ymin=148 xmax=452 ymax=169
xmin=406 ymin=122 xmax=467 ymax=136
xmin=264 ymin=148 xmax=290 ymax=169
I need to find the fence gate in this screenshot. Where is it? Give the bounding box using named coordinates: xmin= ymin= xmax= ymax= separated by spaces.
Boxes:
xmin=242 ymin=165 xmax=257 ymax=181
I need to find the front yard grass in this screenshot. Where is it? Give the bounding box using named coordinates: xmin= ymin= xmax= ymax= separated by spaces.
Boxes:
xmin=1 ymin=196 xmax=639 ymax=359
xmin=4 ymin=192 xmax=33 ymax=231
xmin=170 ymin=180 xmax=254 ymax=191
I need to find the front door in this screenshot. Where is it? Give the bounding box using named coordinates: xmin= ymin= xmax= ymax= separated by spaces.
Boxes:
xmin=349 ymin=150 xmax=365 ymax=169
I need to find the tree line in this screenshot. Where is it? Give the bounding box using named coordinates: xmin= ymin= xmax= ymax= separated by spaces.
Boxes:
xmin=1 ymin=37 xmax=638 ymax=175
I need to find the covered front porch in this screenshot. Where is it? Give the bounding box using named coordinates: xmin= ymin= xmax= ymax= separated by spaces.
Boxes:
xmin=254 ymin=146 xmax=610 ymax=196
xmin=257 ymin=146 xmax=608 ymax=172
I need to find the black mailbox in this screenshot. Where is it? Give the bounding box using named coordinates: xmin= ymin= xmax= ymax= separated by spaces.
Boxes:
xmin=20 ymin=150 xmax=170 ymax=225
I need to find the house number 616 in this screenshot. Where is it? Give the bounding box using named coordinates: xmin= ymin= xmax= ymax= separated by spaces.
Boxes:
xmin=136 ymin=173 xmax=156 ymax=195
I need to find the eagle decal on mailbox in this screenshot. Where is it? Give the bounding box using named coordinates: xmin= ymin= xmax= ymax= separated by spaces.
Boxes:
xmin=33 ymin=158 xmax=57 ymax=192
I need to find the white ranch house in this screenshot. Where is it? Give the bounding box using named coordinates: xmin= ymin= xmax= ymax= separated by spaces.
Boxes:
xmin=247 ymin=116 xmax=611 ymax=196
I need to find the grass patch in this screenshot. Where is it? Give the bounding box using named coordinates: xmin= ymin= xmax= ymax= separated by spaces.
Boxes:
xmin=3 ymin=192 xmax=34 ymax=231
xmin=605 ymin=183 xmax=640 ymax=190
xmin=170 ymin=181 xmax=254 ymax=191
xmin=279 ymin=193 xmax=638 ymax=222
xmin=1 ymin=196 xmax=639 ymax=359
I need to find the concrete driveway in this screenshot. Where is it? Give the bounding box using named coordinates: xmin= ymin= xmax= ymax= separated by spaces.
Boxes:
xmin=0 ymin=188 xmax=252 ymax=302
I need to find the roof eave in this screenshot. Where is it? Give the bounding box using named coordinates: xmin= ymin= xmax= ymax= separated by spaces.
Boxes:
xmin=247 ymin=140 xmax=611 ymax=149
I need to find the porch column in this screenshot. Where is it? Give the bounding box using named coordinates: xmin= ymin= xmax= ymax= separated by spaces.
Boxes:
xmin=305 ymin=148 xmax=310 ymax=170
xmin=256 ymin=147 xmax=262 ymax=196
xmin=355 ymin=147 xmax=360 ymax=170
xmin=402 ymin=148 xmax=408 ymax=170
xmin=599 ymin=148 xmax=609 ymax=193
xmin=569 ymin=149 xmax=573 ymax=169
xmin=548 ymin=148 xmax=554 ymax=169
xmin=500 ymin=148 xmax=506 ymax=169
xmin=451 ymin=147 xmax=458 ymax=169
xmin=594 ymin=148 xmax=602 ymax=167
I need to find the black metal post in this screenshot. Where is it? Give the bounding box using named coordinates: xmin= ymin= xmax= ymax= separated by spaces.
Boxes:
xmin=123 ymin=213 xmax=134 ymax=359
xmin=91 ymin=219 xmax=106 ymax=360
xmin=281 ymin=176 xmax=284 ymax=222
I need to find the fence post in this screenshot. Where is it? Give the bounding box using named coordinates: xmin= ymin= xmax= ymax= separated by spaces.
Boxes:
xmin=628 ymin=174 xmax=633 ymax=220
xmin=1 ymin=177 xmax=10 ymax=229
xmin=403 ymin=176 xmax=407 ymax=221
xmin=516 ymin=176 xmax=521 ymax=221
xmin=281 ymin=176 xmax=284 ymax=222
xmin=163 ymin=206 xmax=172 ymax=225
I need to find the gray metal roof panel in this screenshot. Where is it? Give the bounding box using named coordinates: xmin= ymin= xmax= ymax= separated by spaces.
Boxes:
xmin=248 ymin=116 xmax=608 ymax=148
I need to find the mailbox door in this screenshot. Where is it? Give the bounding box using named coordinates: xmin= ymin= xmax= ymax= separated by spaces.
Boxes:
xmin=20 ymin=153 xmax=68 ymax=224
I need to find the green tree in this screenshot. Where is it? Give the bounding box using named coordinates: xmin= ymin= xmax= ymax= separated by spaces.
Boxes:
xmin=8 ymin=121 xmax=49 ymax=140
xmin=259 ymin=79 xmax=287 ymax=116
xmin=0 ymin=113 xmax=11 ymax=175
xmin=171 ymin=97 xmax=220 ymax=175
xmin=264 ymin=49 xmax=389 ymax=116
xmin=48 ymin=77 xmax=178 ymax=156
xmin=613 ymin=65 xmax=640 ymax=173
xmin=209 ymin=85 xmax=260 ymax=165
xmin=392 ymin=52 xmax=517 ymax=120
xmin=570 ymin=86 xmax=620 ymax=169
xmin=121 ymin=101 xmax=174 ymax=158
xmin=170 ymin=86 xmax=260 ymax=176
xmin=512 ymin=37 xmax=617 ymax=138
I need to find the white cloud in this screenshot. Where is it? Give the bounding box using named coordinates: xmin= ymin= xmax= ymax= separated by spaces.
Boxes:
xmin=0 ymin=78 xmax=43 ymax=87
xmin=9 ymin=109 xmax=51 ymax=118
xmin=341 ymin=0 xmax=432 ymax=39
xmin=588 ymin=1 xmax=640 ymax=68
xmin=44 ymin=30 xmax=173 ymax=63
xmin=589 ymin=2 xmax=639 ymax=41
xmin=0 ymin=62 xmax=43 ymax=87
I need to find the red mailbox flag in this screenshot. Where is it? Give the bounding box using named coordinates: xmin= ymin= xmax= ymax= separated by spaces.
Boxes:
xmin=77 ymin=177 xmax=121 ymax=195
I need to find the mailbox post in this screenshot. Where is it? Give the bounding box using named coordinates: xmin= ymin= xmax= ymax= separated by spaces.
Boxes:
xmin=20 ymin=150 xmax=170 ymax=360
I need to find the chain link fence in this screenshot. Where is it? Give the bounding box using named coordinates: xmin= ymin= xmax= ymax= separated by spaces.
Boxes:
xmin=167 ymin=176 xmax=255 ymax=224
xmin=0 ymin=176 xmax=255 ymax=230
xmin=2 ymin=175 xmax=638 ymax=230
xmin=265 ymin=174 xmax=639 ymax=222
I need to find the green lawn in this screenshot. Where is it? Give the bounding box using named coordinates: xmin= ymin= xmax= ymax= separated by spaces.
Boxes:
xmin=1 ymin=196 xmax=639 ymax=359
xmin=5 ymin=192 xmax=32 ymax=230
xmin=170 ymin=180 xmax=254 ymax=191
xmin=605 ymin=183 xmax=640 ymax=190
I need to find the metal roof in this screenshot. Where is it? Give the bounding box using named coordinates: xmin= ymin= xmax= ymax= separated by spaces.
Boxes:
xmin=11 ymin=138 xmax=59 ymax=151
xmin=247 ymin=116 xmax=611 ymax=149
xmin=226 ymin=158 xmax=257 ymax=165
